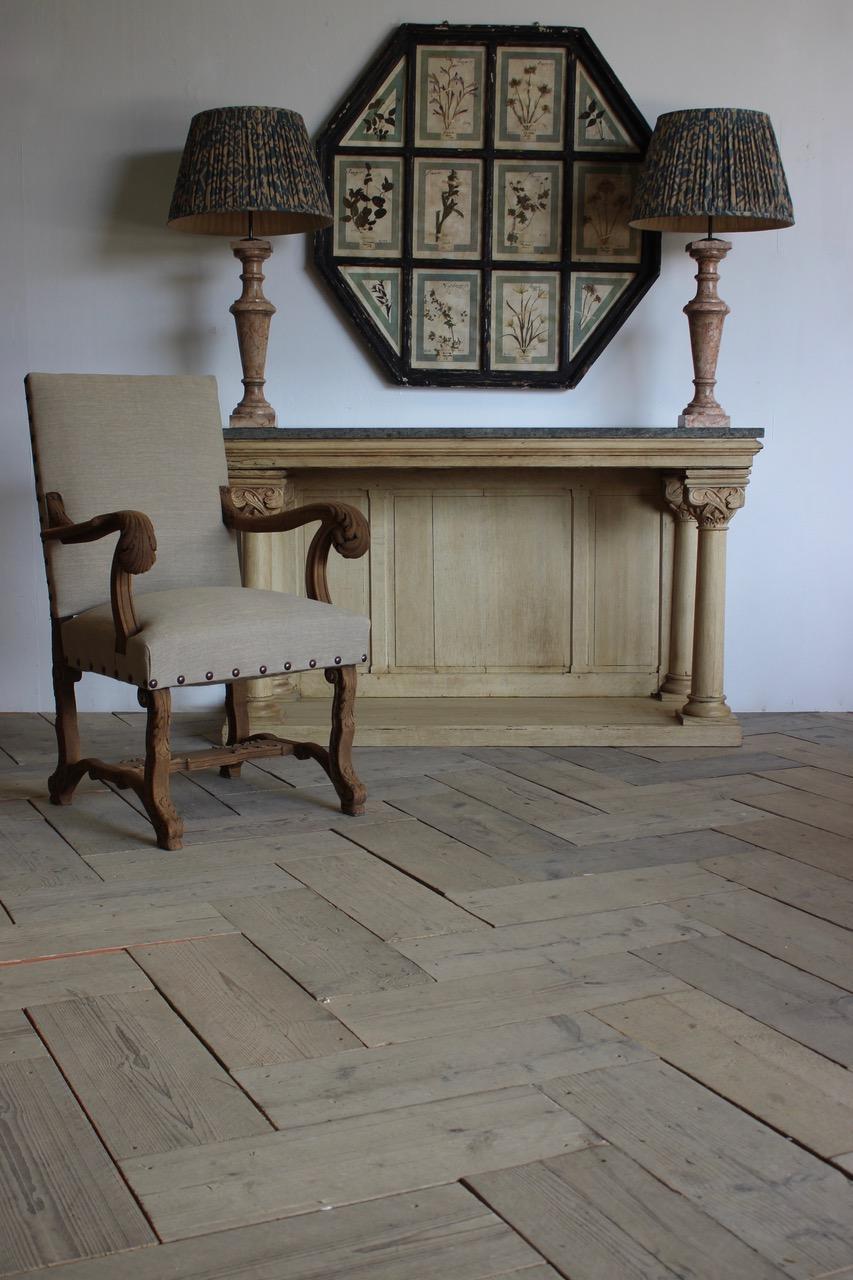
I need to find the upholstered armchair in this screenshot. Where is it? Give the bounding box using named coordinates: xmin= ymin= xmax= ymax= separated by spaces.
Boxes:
xmin=25 ymin=373 xmax=370 ymax=850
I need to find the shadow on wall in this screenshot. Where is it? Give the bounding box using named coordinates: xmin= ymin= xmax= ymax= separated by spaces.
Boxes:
xmin=101 ymin=150 xmax=224 ymax=374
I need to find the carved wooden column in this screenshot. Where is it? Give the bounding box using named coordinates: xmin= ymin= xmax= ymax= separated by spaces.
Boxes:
xmin=657 ymin=475 xmax=698 ymax=702
xmin=680 ymin=469 xmax=748 ymax=722
xmin=225 ymin=480 xmax=295 ymax=714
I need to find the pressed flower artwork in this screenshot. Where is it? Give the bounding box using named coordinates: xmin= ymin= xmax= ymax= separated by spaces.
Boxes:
xmin=341 ymin=266 xmax=402 ymax=353
xmin=572 ymin=163 xmax=642 ymax=263
xmin=316 ymin=25 xmax=659 ymax=385
xmin=492 ymin=161 xmax=562 ymax=261
xmin=341 ymin=59 xmax=406 ymax=147
xmin=414 ymin=160 xmax=482 ymax=259
xmin=491 ymin=272 xmax=560 ymax=371
xmin=495 ymin=49 xmax=565 ymax=149
xmin=412 ymin=270 xmax=480 ymax=368
xmin=569 ymin=271 xmax=634 ymax=355
xmin=415 ymin=47 xmax=485 ymax=147
xmin=333 ymin=157 xmax=403 ymax=257
xmin=573 ymin=66 xmax=638 ymax=152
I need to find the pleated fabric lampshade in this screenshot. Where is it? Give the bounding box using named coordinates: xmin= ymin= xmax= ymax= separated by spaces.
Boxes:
xmin=628 ymin=106 xmax=794 ymax=430
xmin=630 ymin=108 xmax=794 ymax=234
xmin=168 ymin=106 xmax=332 ymax=236
xmin=168 ymin=106 xmax=333 ymax=428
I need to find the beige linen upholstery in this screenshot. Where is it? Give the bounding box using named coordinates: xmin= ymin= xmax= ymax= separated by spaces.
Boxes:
xmin=27 ymin=374 xmax=240 ymax=617
xmin=61 ymin=587 xmax=369 ymax=689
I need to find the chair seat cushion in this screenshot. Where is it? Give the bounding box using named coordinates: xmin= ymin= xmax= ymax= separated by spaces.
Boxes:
xmin=61 ymin=586 xmax=370 ymax=689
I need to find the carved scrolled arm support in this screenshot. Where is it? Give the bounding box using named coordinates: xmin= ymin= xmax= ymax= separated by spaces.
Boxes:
xmin=220 ymin=486 xmax=370 ymax=605
xmin=42 ymin=492 xmax=156 ymax=654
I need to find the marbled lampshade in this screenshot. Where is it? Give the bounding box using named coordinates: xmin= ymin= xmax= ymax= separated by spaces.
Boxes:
xmin=629 ymin=108 xmax=794 ymax=233
xmin=168 ymin=105 xmax=332 ymax=236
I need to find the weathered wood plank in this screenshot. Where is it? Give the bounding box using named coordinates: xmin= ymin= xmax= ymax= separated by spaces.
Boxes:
xmin=0 ymin=950 xmax=151 ymax=1011
xmin=121 ymin=1086 xmax=600 ymax=1240
xmin=524 ymin=798 xmax=764 ymax=845
xmin=740 ymin=786 xmax=853 ymax=838
xmin=387 ymin=784 xmax=583 ymax=858
xmin=633 ymin=935 xmax=853 ymax=1066
xmin=755 ymin=765 xmax=853 ymax=804
xmin=212 ymin=888 xmax=433 ymax=998
xmin=489 ymin=829 xmax=754 ymax=882
xmin=452 ymin=863 xmax=730 ymax=926
xmin=744 ymin=733 xmax=853 ymax=777
xmin=714 ymin=815 xmax=853 ymax=880
xmin=470 ymin=1146 xmax=791 ymax=1280
xmin=33 ymin=792 xmax=161 ymax=855
xmin=542 ymin=1059 xmax=853 ymax=1279
xmin=394 ymin=905 xmax=719 ymax=980
xmin=0 ymin=902 xmax=236 ymax=964
xmin=285 ymin=846 xmax=486 ymax=940
xmin=0 ymin=805 xmax=99 ymax=892
xmin=132 ymin=934 xmax=360 ymax=1068
xmin=596 ymin=989 xmax=853 ymax=1156
xmin=11 ymin=1183 xmax=560 ymax=1280
xmin=85 ymin=829 xmax=353 ymax=880
xmin=2 ymin=866 xmax=299 ymax=925
xmin=327 ymin=954 xmax=687 ymax=1045
xmin=0 ymin=1055 xmax=154 ymax=1274
xmin=340 ymin=818 xmax=529 ymax=891
xmin=29 ymin=989 xmax=271 ymax=1159
xmin=701 ymin=848 xmax=853 ymax=929
xmin=430 ymin=765 xmax=602 ymax=822
xmin=0 ymin=1009 xmax=49 ymax=1062
xmin=235 ymin=1013 xmax=653 ymax=1126
xmin=668 ymin=887 xmax=853 ymax=991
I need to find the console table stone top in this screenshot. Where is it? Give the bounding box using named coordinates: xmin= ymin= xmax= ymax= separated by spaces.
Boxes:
xmin=227 ymin=426 xmax=763 ymax=440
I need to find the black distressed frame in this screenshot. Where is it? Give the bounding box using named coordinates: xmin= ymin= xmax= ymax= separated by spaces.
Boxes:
xmin=313 ymin=23 xmax=661 ymax=389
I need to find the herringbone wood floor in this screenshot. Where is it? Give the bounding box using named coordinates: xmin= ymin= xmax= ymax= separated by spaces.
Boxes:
xmin=1 ymin=710 xmax=853 ymax=1279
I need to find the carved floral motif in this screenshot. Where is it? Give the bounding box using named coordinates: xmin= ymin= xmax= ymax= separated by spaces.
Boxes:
xmin=663 ymin=476 xmax=694 ymax=523
xmin=226 ymin=485 xmax=287 ymax=518
xmin=685 ymin=484 xmax=745 ymax=530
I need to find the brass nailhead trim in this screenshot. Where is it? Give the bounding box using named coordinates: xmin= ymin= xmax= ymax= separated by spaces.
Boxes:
xmin=361 ymin=654 xmax=368 ymax=662
xmin=309 ymin=659 xmax=317 ymax=668
xmin=177 ymin=675 xmax=186 ymax=685
xmin=206 ymin=671 xmax=214 ymax=680
xmin=259 ymin=665 xmax=267 ymax=674
xmin=334 ymin=656 xmax=342 ymax=664
xmin=149 ymin=679 xmax=158 ymax=688
xmin=232 ymin=668 xmax=240 ymax=677
xmin=284 ymin=662 xmax=292 ymax=671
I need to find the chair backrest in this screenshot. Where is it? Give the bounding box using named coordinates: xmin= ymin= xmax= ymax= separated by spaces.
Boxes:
xmin=26 ymin=373 xmax=241 ymax=618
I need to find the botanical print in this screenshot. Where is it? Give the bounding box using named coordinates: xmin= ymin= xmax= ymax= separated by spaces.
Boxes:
xmin=415 ymin=46 xmax=485 ymax=147
xmin=492 ymin=161 xmax=562 ymax=261
xmin=340 ymin=266 xmax=402 ymax=353
xmin=341 ymin=58 xmax=406 ymax=147
xmin=572 ymin=163 xmax=641 ymax=263
xmin=333 ymin=156 xmax=403 ymax=258
xmin=414 ymin=159 xmax=482 ymax=259
xmin=491 ymin=271 xmax=560 ymax=371
xmin=573 ymin=66 xmax=638 ymax=153
xmin=412 ymin=270 xmax=480 ymax=369
xmin=495 ymin=49 xmax=565 ymax=150
xmin=569 ymin=271 xmax=634 ymax=355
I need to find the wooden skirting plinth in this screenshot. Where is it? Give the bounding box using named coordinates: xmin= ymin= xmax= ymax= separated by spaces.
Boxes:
xmin=250 ymin=696 xmax=743 ymax=747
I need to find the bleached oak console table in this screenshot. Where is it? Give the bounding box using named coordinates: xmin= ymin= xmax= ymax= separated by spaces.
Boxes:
xmin=224 ymin=428 xmax=762 ymax=746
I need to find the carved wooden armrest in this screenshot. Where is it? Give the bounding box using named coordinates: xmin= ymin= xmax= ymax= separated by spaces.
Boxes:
xmin=41 ymin=492 xmax=157 ymax=654
xmin=220 ymin=486 xmax=369 ymax=604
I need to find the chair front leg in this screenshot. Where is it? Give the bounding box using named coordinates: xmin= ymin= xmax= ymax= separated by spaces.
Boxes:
xmin=48 ymin=635 xmax=82 ymax=806
xmin=325 ymin=665 xmax=366 ymax=816
xmin=221 ymin=681 xmax=250 ymax=778
xmin=139 ymin=687 xmax=183 ymax=850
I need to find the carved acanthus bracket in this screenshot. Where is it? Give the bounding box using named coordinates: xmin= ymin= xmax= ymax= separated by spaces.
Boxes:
xmin=662 ymin=476 xmax=695 ymax=523
xmin=683 ymin=469 xmax=749 ymax=530
xmin=225 ymin=484 xmax=287 ymax=519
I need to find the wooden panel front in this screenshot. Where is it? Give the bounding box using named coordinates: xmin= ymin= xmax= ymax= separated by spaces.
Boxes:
xmin=279 ymin=468 xmax=669 ymax=698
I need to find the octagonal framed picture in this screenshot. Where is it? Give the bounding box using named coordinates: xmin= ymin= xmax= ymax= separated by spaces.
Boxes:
xmin=314 ymin=23 xmax=660 ymax=388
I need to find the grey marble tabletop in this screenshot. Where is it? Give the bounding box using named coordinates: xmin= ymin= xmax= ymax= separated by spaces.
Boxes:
xmin=226 ymin=426 xmax=764 ymax=440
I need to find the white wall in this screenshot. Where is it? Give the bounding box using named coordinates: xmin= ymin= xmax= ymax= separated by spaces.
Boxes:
xmin=2 ymin=0 xmax=850 ymax=712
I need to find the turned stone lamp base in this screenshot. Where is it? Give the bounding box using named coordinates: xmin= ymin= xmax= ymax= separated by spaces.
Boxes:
xmin=678 ymin=237 xmax=732 ymax=430
xmin=229 ymin=237 xmax=277 ymax=429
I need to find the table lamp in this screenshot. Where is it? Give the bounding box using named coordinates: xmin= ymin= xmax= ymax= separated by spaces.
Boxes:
xmin=630 ymin=108 xmax=794 ymax=428
xmin=168 ymin=106 xmax=333 ymax=427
